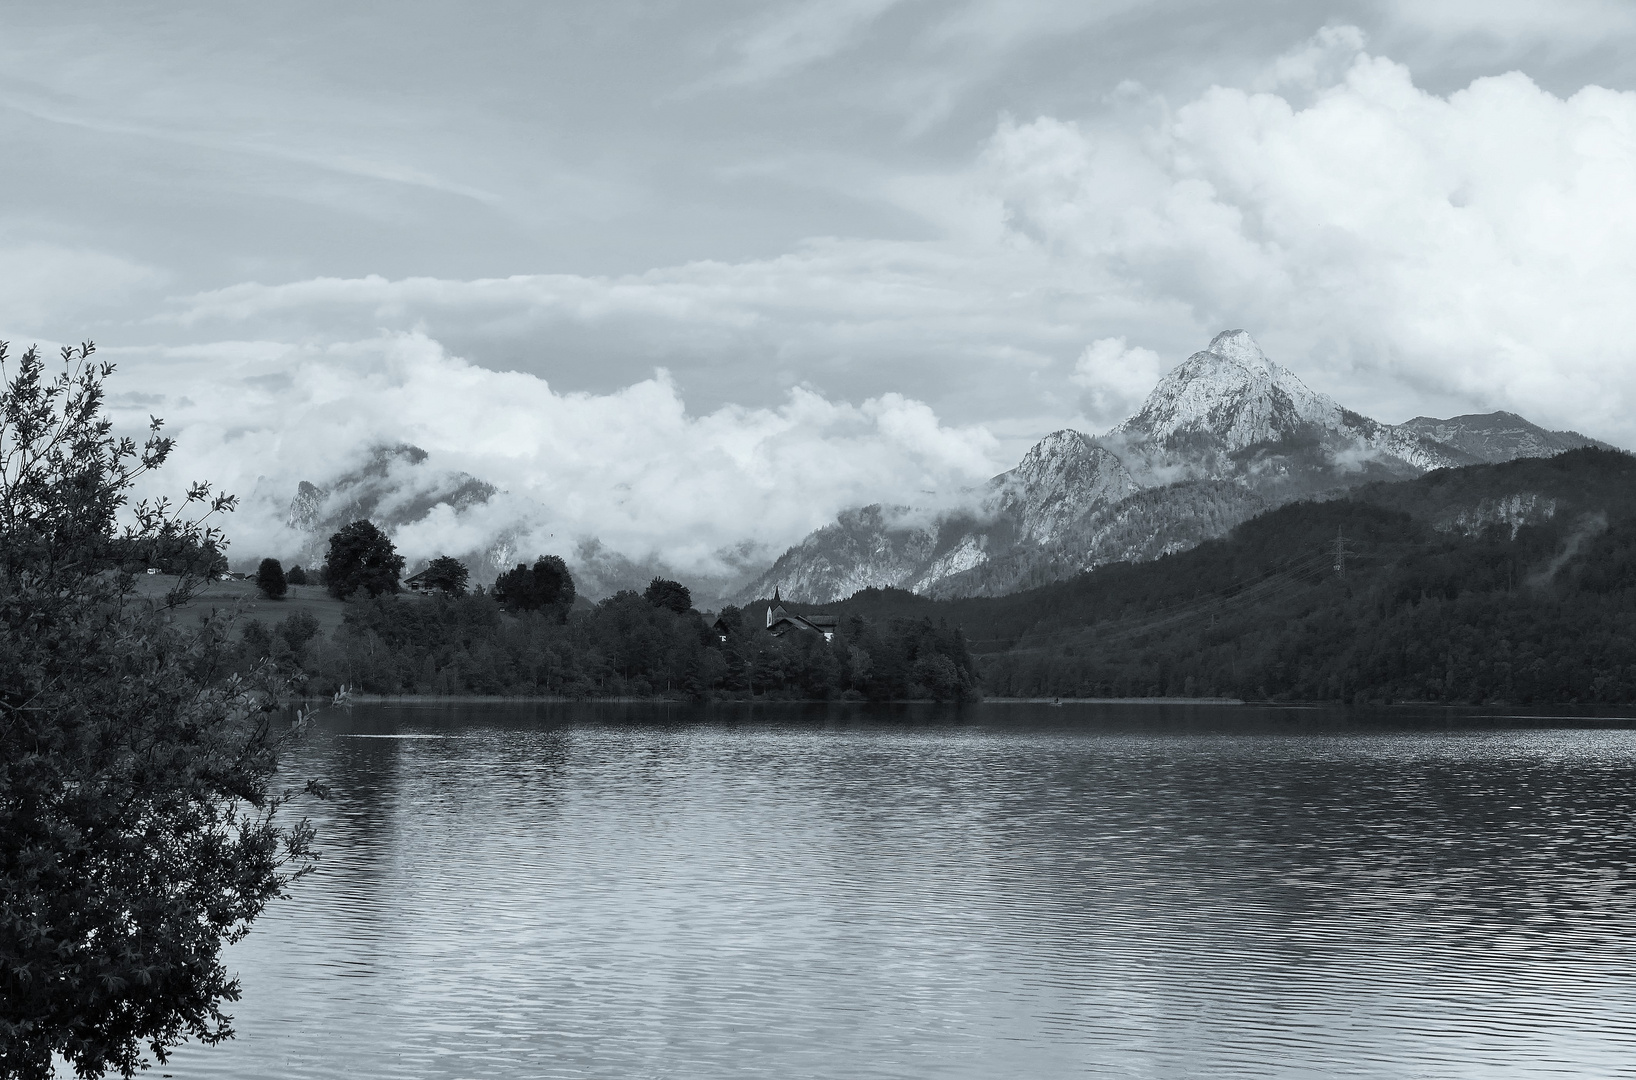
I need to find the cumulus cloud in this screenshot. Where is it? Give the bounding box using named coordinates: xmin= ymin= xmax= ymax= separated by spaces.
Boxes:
xmin=1197 ymin=50 xmax=1633 ymax=430
xmin=152 ymin=241 xmax=1112 ymax=443
xmin=109 ymin=333 xmax=1006 ymax=582
xmin=148 ymin=29 xmax=1636 ymax=452
xmin=1072 ymin=337 xmax=1165 ymax=428
xmin=40 ymin=23 xmax=1631 ymax=594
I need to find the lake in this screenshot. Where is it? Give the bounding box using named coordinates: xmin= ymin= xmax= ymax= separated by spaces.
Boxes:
xmin=160 ymin=701 xmax=1636 ymax=1079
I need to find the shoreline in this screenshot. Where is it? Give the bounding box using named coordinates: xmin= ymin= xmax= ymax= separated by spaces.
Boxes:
xmin=302 ymin=694 xmax=1248 ymax=705
xmin=987 ymin=696 xmax=1245 ymax=706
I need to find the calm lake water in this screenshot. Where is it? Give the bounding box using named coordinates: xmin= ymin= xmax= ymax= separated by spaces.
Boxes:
xmin=160 ymin=701 xmax=1636 ymax=1079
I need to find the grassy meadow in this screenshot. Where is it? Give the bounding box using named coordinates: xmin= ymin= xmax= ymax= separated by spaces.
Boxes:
xmin=130 ymin=574 xmax=358 ymax=639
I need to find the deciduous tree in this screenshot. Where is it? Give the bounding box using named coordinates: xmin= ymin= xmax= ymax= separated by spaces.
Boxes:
xmin=323 ymin=519 xmax=404 ymax=600
xmin=256 ymin=556 xmax=287 ymax=598
xmin=492 ymin=555 xmax=574 ymax=614
xmin=643 ymin=577 xmax=691 ymax=614
xmin=421 ymin=555 xmax=469 ymax=597
xmin=0 ymin=342 xmax=318 ymax=1079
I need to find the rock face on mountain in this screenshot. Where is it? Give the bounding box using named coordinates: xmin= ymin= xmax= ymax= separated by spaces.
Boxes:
xmin=279 ymin=444 xmax=503 ymax=574
xmin=287 ymin=445 xmax=497 ymax=536
xmin=746 ymin=506 xmax=942 ymax=605
xmin=994 ymin=432 xmax=1142 ymax=543
xmin=272 ymin=445 xmax=769 ymax=602
xmin=735 ymin=330 xmax=1613 ymax=604
xmin=1114 ymin=330 xmax=1345 ymax=452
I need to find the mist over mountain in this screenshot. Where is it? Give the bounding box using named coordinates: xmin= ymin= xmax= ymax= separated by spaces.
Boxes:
xmin=736 ymin=331 xmax=1611 ymax=604
xmin=253 ymin=444 xmax=767 ymax=602
xmin=247 ymin=330 xmax=1609 ymax=605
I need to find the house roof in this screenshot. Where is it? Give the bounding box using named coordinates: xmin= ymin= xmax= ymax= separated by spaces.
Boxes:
xmin=768 ymin=611 xmax=837 ymax=637
xmin=762 ymin=588 xmax=838 ymax=637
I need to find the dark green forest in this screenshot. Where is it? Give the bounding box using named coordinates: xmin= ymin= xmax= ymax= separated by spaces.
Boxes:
xmin=242 ymin=590 xmax=982 ymax=702
xmin=244 ymin=448 xmax=1636 ymax=705
xmin=947 ymin=448 xmax=1636 ymax=704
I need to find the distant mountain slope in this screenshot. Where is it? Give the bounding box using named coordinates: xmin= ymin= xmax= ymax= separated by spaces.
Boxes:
xmin=974 ymin=447 xmax=1636 ymax=703
xmin=269 ymin=445 xmax=763 ymax=601
xmin=281 ymin=444 xmax=502 ymax=573
xmin=735 ymin=330 xmax=1616 ymax=605
xmin=924 ymin=479 xmax=1267 ymax=599
xmin=1396 ymin=412 xmax=1612 ymax=463
xmin=744 ymin=505 xmax=940 ymax=605
xmin=807 ymin=447 xmax=1636 ymax=704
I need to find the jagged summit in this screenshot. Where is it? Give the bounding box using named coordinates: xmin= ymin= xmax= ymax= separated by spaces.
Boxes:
xmin=1206 ymin=328 xmax=1274 ymax=375
xmin=1113 ymin=329 xmax=1341 ymax=452
xmin=992 ymin=430 xmax=1138 ymax=545
xmin=734 ymin=328 xmax=1616 ymax=606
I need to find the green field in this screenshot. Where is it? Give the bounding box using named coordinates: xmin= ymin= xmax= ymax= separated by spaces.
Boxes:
xmin=130 ymin=574 xmax=361 ymax=639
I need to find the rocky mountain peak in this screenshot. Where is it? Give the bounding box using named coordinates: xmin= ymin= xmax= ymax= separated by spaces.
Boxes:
xmin=1206 ymin=328 xmax=1274 ymax=375
xmin=732 ymin=328 xmax=1616 ymax=605
xmin=1013 ymin=429 xmax=1098 ymax=477
xmin=286 ymin=480 xmax=325 ymax=531
xmin=1112 ymin=330 xmax=1341 ymax=452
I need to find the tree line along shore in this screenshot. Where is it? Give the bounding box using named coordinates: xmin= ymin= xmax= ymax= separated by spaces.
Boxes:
xmin=186 ymin=520 xmax=984 ymax=702
xmin=202 ymin=446 xmax=1636 ymax=707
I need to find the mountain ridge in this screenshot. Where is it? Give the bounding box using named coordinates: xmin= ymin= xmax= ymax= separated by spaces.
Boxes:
xmin=732 ymin=330 xmax=1609 ymax=605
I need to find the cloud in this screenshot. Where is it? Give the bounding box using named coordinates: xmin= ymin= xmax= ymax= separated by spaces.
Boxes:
xmin=161 ymin=31 xmax=1636 ymax=448
xmin=0 ymin=90 xmax=502 ymax=207
xmin=975 ymin=32 xmax=1636 ymax=439
xmin=1256 ymin=25 xmax=1370 ymax=92
xmin=65 ymin=20 xmax=1636 ymax=581
xmin=152 ymin=243 xmax=1120 ymax=442
xmin=711 ymin=0 xmax=908 ymax=85
xmin=1072 ymin=337 xmax=1165 ymax=428
xmin=110 ymin=332 xmax=1007 ymax=581
xmin=0 ymin=244 xmax=164 ymax=334
xmin=1380 ymin=0 xmax=1636 ymax=51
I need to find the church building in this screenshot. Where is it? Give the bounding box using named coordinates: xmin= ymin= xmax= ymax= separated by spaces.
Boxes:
xmin=764 ymin=589 xmax=838 ymax=642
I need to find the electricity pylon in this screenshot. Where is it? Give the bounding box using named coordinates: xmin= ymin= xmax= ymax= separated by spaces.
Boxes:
xmin=1332 ymin=526 xmax=1354 ymax=579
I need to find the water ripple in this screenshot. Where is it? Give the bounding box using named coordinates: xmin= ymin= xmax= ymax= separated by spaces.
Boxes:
xmin=161 ymin=704 xmax=1636 ymax=1079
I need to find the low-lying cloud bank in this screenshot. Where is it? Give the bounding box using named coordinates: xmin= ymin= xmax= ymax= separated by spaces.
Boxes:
xmin=143 ymin=28 xmax=1636 ymax=449
xmin=108 ymin=332 xmax=1005 ymax=589
xmin=27 ymin=24 xmax=1636 ymax=596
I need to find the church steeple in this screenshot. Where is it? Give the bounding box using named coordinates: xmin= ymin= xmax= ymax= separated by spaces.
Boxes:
xmin=767 ymin=588 xmax=782 ymax=627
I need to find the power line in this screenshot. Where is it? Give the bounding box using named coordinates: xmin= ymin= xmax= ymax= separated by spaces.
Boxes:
xmin=1332 ymin=526 xmax=1354 ymax=579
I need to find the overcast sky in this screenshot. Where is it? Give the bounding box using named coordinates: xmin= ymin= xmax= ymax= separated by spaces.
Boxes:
xmin=4 ymin=1 xmax=1634 ymax=571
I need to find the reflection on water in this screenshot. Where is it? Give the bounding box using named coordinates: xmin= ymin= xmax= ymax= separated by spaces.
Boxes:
xmin=165 ymin=703 xmax=1636 ymax=1079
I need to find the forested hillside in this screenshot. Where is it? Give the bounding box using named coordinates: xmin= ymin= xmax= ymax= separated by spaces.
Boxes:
xmin=790 ymin=449 xmax=1636 ymax=704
